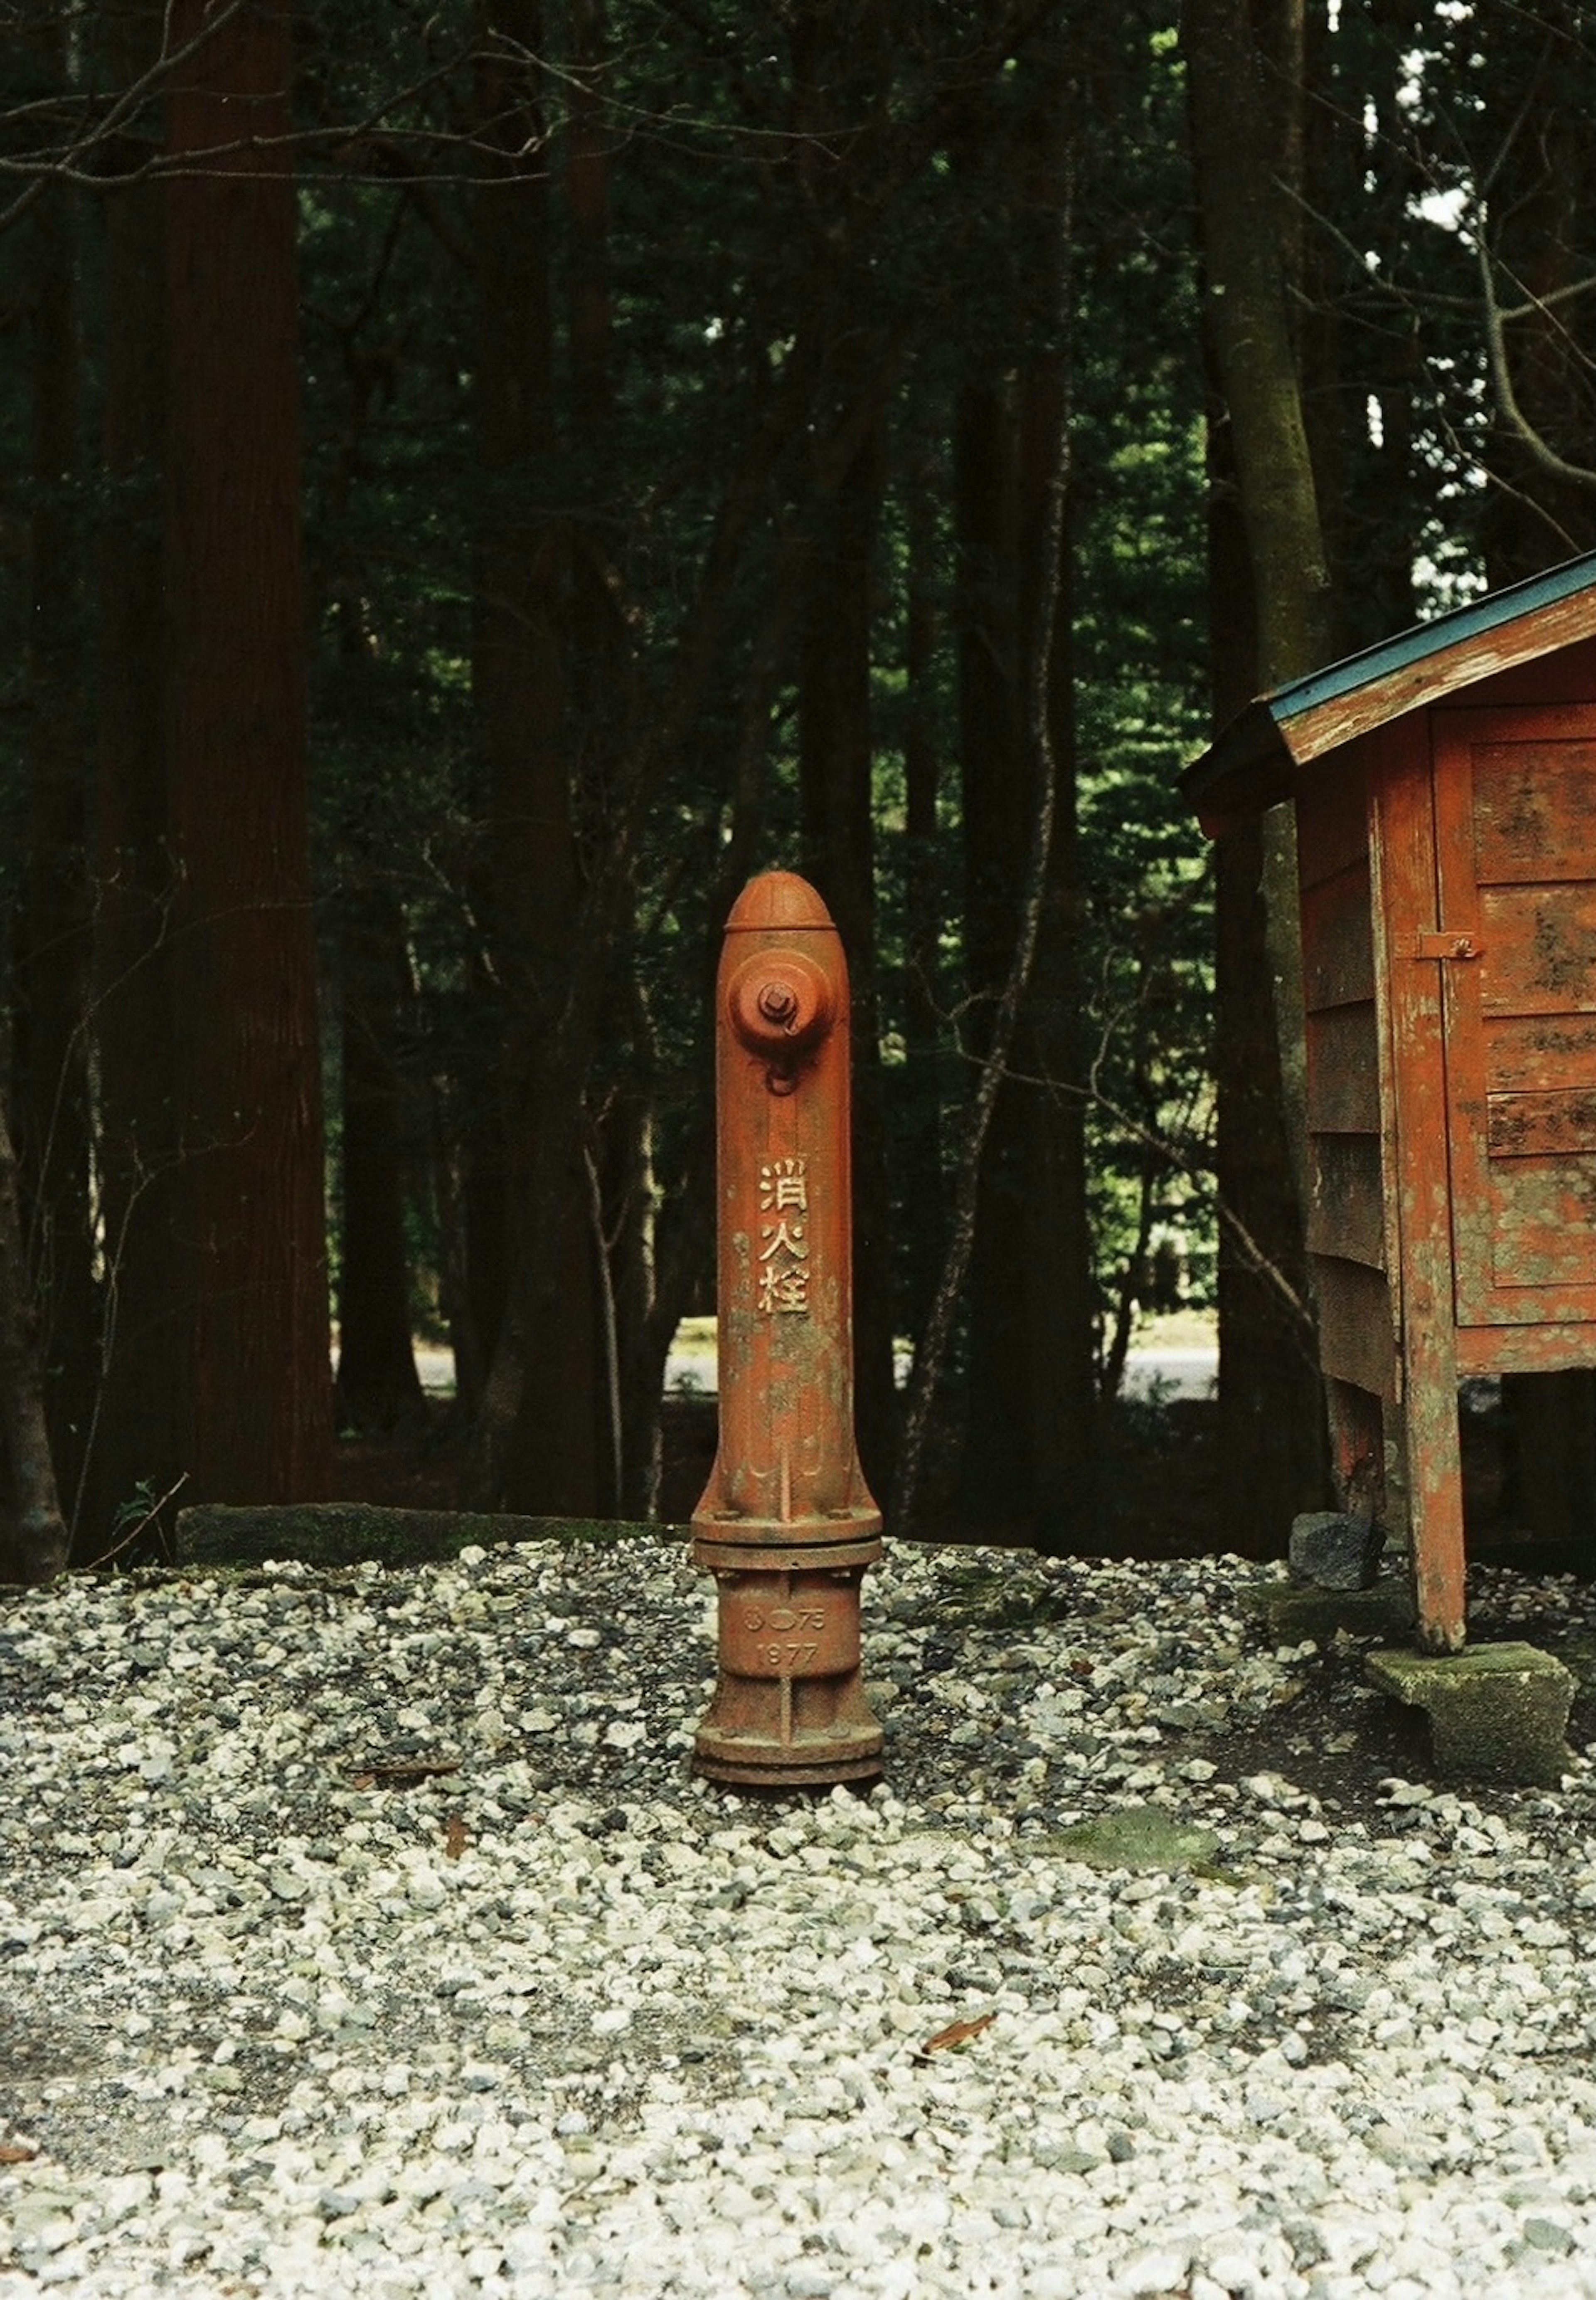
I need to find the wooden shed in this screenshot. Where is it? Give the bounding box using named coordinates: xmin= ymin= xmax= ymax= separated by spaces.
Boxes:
xmin=1185 ymin=550 xmax=1596 ymax=1652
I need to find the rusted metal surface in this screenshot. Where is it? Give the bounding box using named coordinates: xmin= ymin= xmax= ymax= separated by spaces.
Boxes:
xmin=691 ymin=871 xmax=884 ymax=1788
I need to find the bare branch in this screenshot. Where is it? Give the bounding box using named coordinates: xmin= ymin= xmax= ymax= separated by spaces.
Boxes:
xmin=1475 ymin=221 xmax=1596 ymax=492
xmin=890 ymin=150 xmax=1074 ymax=1534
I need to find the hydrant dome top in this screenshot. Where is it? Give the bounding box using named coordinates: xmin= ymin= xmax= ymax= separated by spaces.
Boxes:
xmin=725 ymin=870 xmax=836 ymax=934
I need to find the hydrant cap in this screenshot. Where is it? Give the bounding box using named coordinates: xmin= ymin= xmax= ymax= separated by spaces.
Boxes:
xmin=725 ymin=870 xmax=836 ymax=934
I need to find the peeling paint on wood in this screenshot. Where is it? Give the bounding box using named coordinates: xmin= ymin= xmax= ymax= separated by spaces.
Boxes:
xmin=1487 ymin=1090 xmax=1596 ymax=1158
xmin=1378 ymin=747 xmax=1466 ymax=1650
xmin=1283 ymin=591 xmax=1596 ymax=766
xmin=1457 ymin=1322 xmax=1596 ymax=1376
xmin=1486 ymin=1013 xmax=1596 ymax=1093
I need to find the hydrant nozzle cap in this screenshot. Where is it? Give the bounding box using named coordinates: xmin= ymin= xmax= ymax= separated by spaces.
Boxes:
xmin=727 ymin=948 xmax=834 ymax=1055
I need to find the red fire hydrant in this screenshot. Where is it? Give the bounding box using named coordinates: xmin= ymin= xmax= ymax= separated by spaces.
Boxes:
xmin=691 ymin=871 xmax=884 ymax=1787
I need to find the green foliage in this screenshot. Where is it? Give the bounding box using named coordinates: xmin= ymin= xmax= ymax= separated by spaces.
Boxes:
xmin=7 ymin=0 xmax=1596 ymax=1510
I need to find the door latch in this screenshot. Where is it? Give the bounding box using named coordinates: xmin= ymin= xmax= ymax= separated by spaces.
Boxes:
xmin=1413 ymin=929 xmax=1482 ymax=960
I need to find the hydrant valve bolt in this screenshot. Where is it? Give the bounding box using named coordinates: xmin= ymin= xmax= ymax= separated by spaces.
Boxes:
xmin=727 ymin=949 xmax=833 ymax=1060
xmin=690 ymin=873 xmax=884 ymax=1790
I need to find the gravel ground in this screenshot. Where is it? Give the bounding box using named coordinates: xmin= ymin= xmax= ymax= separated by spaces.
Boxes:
xmin=6 ymin=1535 xmax=1596 ymax=2299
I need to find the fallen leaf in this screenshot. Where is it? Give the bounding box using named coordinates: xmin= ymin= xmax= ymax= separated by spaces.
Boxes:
xmin=444 ymin=1813 xmax=467 ymax=1861
xmin=919 ymin=2010 xmax=995 ymax=2056
xmin=349 ymin=1758 xmax=461 ymax=1788
xmin=0 ymin=2145 xmax=39 ymax=2165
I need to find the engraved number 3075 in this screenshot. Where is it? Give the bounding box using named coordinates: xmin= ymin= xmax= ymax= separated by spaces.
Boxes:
xmin=742 ymin=1606 xmax=825 ymax=1634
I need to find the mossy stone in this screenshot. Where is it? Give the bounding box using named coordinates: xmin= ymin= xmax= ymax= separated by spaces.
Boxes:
xmin=1364 ymin=1642 xmax=1575 ymax=1787
xmin=1049 ymin=1807 xmax=1222 ymax=1876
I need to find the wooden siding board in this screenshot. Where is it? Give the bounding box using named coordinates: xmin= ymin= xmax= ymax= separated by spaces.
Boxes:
xmin=1436 ymin=705 xmax=1596 ymax=1329
xmin=1306 ymin=1002 xmax=1381 ymax=1132
xmin=1484 ymin=1154 xmax=1596 ymax=1297
xmin=1297 ymin=755 xmax=1369 ymax=889
xmin=1486 ymin=1013 xmax=1596 ymax=1092
xmin=1472 ymin=738 xmax=1596 ymax=883
xmin=1366 ymin=739 xmax=1405 ymax=1378
xmin=1478 ymin=884 xmax=1596 ymax=1016
xmin=1308 ymin=1134 xmax=1386 ymax=1267
xmin=1301 ymin=861 xmax=1375 ymax=1010
xmin=1314 ymin=1255 xmax=1396 ymax=1394
xmin=1487 ymin=1090 xmax=1596 ymax=1158
xmin=1457 ymin=1322 xmax=1596 ymax=1376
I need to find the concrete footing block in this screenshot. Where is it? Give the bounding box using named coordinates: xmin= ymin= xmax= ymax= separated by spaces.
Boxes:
xmin=1364 ymin=1642 xmax=1576 ymax=1787
xmin=1244 ymin=1577 xmax=1415 ymax=1642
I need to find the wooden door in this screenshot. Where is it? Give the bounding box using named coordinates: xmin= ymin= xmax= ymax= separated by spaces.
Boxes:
xmin=1433 ymin=705 xmax=1596 ymax=1329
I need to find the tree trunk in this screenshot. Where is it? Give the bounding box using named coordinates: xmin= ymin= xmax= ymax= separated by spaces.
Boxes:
xmin=163 ymin=0 xmax=332 ymax=1504
xmin=16 ymin=41 xmax=96 ymax=1526
xmin=86 ymin=0 xmax=180 ymax=1553
xmin=1184 ymin=0 xmax=1335 ymax=687
xmin=566 ymin=0 xmax=611 ymax=441
xmin=954 ymin=351 xmax=1096 ymax=1542
xmin=335 ymin=891 xmax=425 ymax=1433
xmin=1011 ymin=356 xmax=1097 ymax=1541
xmin=0 ymin=1049 xmax=69 ymax=1585
xmin=953 ymin=377 xmax=1023 ymax=1524
xmin=470 ymin=0 xmax=605 ymax=1514
xmin=1479 ymin=1 xmax=1596 ymax=583
xmin=1187 ymin=0 xmax=1330 ymax=1550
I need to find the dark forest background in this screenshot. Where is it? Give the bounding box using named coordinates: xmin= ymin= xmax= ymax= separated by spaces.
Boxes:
xmin=1 ymin=0 xmax=1594 ymax=1580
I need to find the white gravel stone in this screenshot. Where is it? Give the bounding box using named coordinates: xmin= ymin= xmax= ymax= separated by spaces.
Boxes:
xmin=7 ymin=1538 xmax=1596 ymax=2296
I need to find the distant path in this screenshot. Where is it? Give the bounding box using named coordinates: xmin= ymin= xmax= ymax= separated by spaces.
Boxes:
xmin=403 ymin=1342 xmax=1218 ymax=1403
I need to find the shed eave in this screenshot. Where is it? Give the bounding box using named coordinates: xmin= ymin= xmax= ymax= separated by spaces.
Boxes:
xmin=1178 ymin=699 xmax=1293 ymax=828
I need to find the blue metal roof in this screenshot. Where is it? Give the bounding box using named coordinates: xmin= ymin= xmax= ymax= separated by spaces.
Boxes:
xmin=1271 ymin=548 xmax=1596 ymax=731
xmin=1184 ymin=548 xmax=1596 ymax=822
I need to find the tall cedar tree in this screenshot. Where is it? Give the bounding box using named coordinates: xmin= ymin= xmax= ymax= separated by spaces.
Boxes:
xmin=16 ymin=6 xmax=96 ymax=1526
xmin=467 ymin=2 xmax=607 ymax=1513
xmin=89 ymin=0 xmax=181 ymax=1549
xmin=1185 ymin=0 xmax=1331 ymax=1551
xmin=162 ymin=0 xmax=332 ymax=1503
xmin=955 ymin=55 xmax=1096 ymax=1546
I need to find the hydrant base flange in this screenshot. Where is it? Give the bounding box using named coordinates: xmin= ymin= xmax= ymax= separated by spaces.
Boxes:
xmin=692 ymin=1729 xmax=884 ymax=1790
xmin=692 ymin=1531 xmax=881 ymax=1574
xmin=693 ymin=1548 xmax=882 ymax=1787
